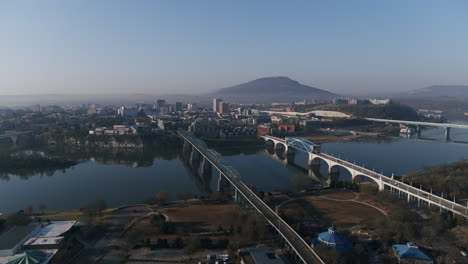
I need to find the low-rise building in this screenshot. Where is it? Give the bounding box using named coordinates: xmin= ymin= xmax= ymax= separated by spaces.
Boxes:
xmin=189 ymin=120 xmax=220 ymax=138
xmin=278 ymin=123 xmax=295 ymax=134
xmin=239 ymin=246 xmax=285 ymax=264
xmin=257 ymin=124 xmax=277 ymax=135
xmin=311 ymin=226 xmax=352 ymax=253
xmin=393 ymin=242 xmax=433 ymax=264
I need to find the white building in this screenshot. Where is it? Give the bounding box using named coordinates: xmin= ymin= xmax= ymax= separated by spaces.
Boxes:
xmin=117 ymin=107 xmax=138 ymax=118
xmin=213 ymin=98 xmax=222 ymax=112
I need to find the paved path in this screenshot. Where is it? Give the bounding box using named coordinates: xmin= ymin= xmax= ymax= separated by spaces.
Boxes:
xmin=277 ymin=192 xmax=388 ymax=217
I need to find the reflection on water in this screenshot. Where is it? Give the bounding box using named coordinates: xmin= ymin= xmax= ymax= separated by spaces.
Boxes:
xmin=1 ymin=126 xmax=468 ymax=214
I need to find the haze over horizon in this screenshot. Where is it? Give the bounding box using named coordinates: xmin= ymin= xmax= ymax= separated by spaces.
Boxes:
xmin=1 ymin=0 xmax=468 ymax=96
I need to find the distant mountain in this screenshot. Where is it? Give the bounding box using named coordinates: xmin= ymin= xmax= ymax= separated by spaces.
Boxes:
xmin=212 ymin=77 xmax=338 ymax=103
xmin=397 ymin=85 xmax=468 ymax=99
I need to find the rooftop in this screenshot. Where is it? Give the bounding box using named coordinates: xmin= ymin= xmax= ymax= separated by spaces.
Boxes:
xmin=32 ymin=221 xmax=76 ymax=238
xmin=313 ymin=226 xmax=352 ymax=252
xmin=248 ymin=246 xmax=285 ymax=264
xmin=393 ymin=242 xmax=432 ymax=262
xmin=24 ymin=237 xmax=64 ymax=247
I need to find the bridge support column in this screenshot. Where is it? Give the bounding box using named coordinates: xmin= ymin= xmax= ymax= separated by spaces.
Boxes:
xmin=10 ymin=136 xmax=18 ymax=145
xmin=217 ymin=172 xmax=229 ymax=193
xmin=190 ymin=148 xmax=200 ymax=167
xmin=416 ymin=125 xmax=422 ymax=137
xmin=234 ymin=188 xmax=239 ymax=203
xmin=445 ymin=127 xmax=451 ymax=141
xmin=183 ymin=140 xmax=192 ymax=155
xmin=201 ymin=157 xmax=212 ymax=182
xmin=378 ymin=176 xmax=385 ymax=192
xmin=328 ymin=166 xmax=340 ymax=186
xmin=285 ymin=149 xmax=295 ymax=165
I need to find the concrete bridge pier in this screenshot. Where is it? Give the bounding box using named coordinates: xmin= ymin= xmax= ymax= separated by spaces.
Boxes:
xmin=445 ymin=127 xmax=451 ymax=141
xmin=416 ymin=125 xmax=422 ymax=137
xmin=183 ymin=140 xmax=192 ymax=155
xmin=285 ymin=148 xmax=295 ymax=165
xmin=378 ymin=176 xmax=385 ymax=191
xmin=201 ymin=157 xmax=212 ymax=182
xmin=10 ymin=136 xmax=18 ymax=145
xmin=217 ymin=172 xmax=229 ymax=193
xmin=190 ymin=148 xmax=200 ymax=168
xmin=328 ymin=166 xmax=340 ymax=186
xmin=234 ymin=188 xmax=239 ymax=203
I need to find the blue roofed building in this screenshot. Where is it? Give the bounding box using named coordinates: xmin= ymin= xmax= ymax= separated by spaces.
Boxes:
xmin=393 ymin=242 xmax=433 ymax=263
xmin=311 ymin=226 xmax=352 ymax=253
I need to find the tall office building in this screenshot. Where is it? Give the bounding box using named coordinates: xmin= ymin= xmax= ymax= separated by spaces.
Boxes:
xmin=175 ymin=102 xmax=183 ymax=111
xmin=213 ymin=98 xmax=222 ymax=112
xmin=156 ymin=99 xmax=166 ymax=109
xmin=219 ymin=102 xmax=229 ymax=114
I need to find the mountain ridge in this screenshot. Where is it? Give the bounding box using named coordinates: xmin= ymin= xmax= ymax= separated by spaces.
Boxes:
xmin=212 ymin=76 xmax=338 ymax=103
xmin=397 ymin=85 xmax=468 ymax=98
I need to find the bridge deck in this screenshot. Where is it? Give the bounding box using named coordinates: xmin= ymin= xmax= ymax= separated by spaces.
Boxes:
xmin=316 ymin=153 xmax=468 ymax=217
xmin=0 ymin=131 xmax=32 ymax=140
xmin=366 ymin=118 xmax=468 ymax=129
xmin=260 ymin=135 xmax=468 ymax=218
xmin=179 ymin=130 xmax=324 ymax=264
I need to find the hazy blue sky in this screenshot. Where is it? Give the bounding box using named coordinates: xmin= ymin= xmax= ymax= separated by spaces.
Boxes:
xmin=1 ymin=0 xmax=467 ymax=95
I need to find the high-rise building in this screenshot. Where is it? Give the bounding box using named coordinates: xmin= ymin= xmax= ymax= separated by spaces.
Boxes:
xmin=187 ymin=103 xmax=196 ymax=111
xmin=213 ymin=98 xmax=222 ymax=112
xmin=156 ymin=99 xmax=166 ymax=109
xmin=219 ymin=102 xmax=229 ymax=114
xmin=175 ymin=102 xmax=183 ymax=111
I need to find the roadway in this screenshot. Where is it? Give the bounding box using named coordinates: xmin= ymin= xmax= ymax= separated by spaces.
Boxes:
xmin=366 ymin=118 xmax=468 ymax=129
xmin=179 ymin=130 xmax=324 ymax=264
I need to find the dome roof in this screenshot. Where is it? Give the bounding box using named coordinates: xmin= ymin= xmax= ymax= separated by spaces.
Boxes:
xmin=313 ymin=226 xmax=352 ymax=252
xmin=7 ymin=251 xmax=47 ymax=264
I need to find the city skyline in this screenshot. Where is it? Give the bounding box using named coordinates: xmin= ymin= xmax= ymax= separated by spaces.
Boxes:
xmin=1 ymin=0 xmax=468 ymax=96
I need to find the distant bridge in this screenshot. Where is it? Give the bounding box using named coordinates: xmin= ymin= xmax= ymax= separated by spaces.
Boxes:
xmin=179 ymin=129 xmax=325 ymax=264
xmin=366 ymin=118 xmax=468 ymax=140
xmin=260 ymin=135 xmax=468 ymax=219
xmin=0 ymin=131 xmax=32 ymax=143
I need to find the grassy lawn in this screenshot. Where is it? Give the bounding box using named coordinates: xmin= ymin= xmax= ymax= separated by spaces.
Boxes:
xmin=305 ymin=197 xmax=386 ymax=228
xmin=38 ymin=208 xmax=117 ymax=222
xmin=160 ymin=204 xmax=245 ymax=232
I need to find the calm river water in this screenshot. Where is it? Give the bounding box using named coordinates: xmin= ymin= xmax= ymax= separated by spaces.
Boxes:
xmin=1 ymin=126 xmax=468 ymax=214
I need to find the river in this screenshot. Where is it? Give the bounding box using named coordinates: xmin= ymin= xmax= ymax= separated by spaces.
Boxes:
xmin=1 ymin=126 xmax=467 ymax=214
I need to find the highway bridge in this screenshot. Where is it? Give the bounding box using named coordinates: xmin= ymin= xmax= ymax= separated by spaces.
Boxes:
xmin=178 ymin=129 xmax=325 ymax=264
xmin=366 ymin=118 xmax=468 ymax=140
xmin=0 ymin=131 xmax=32 ymax=143
xmin=260 ymin=135 xmax=468 ymax=219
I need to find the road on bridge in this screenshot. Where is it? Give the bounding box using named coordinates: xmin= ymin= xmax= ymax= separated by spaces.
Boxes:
xmin=317 ymin=153 xmax=468 ymax=217
xmin=179 ymin=130 xmax=324 ymax=264
xmin=365 ymin=118 xmax=468 ymax=129
xmin=0 ymin=131 xmax=32 ymax=140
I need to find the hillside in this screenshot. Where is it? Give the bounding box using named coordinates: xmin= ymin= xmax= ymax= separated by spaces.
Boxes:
xmin=397 ymin=85 xmax=468 ymax=99
xmin=402 ymin=160 xmax=468 ymax=199
xmin=212 ymin=77 xmax=338 ymax=103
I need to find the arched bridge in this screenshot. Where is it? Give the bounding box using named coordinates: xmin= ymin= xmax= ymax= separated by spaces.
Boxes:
xmin=259 ymin=135 xmax=468 ymax=219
